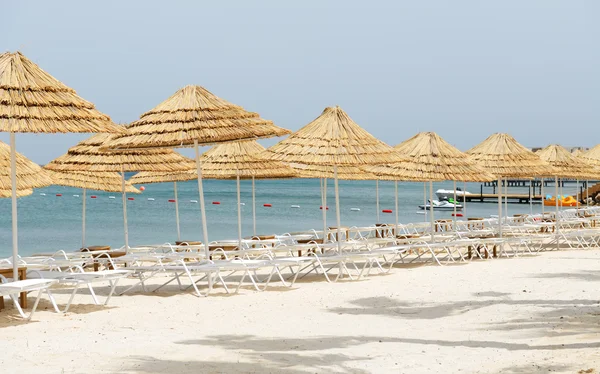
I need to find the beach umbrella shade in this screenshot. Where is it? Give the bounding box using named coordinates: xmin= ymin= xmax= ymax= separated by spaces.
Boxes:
xmin=466 ymin=133 xmax=556 ymax=242
xmin=0 ymin=189 xmax=33 ymax=198
xmin=44 ymin=133 xmax=196 ymax=249
xmin=45 ymin=170 xmax=141 ymax=248
xmin=571 ymin=148 xmax=594 ymax=206
xmin=131 ymin=140 xmax=297 ymax=248
xmin=364 ymin=132 xmax=495 ymax=237
xmin=104 ymin=85 xmax=291 ymax=259
xmin=0 ymin=51 xmax=124 ymax=279
xmin=265 ymin=106 xmax=408 ymax=252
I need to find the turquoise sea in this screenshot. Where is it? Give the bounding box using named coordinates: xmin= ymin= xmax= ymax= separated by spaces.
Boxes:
xmin=0 ymin=177 xmax=574 ymax=258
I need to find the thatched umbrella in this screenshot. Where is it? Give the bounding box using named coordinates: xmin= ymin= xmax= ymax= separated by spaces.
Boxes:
xmin=0 ymin=141 xmax=54 ymax=191
xmin=571 ymin=148 xmax=594 ymax=206
xmin=105 ymin=85 xmax=290 ymax=259
xmin=291 ymin=164 xmax=382 ymax=240
xmin=0 ymin=189 xmax=33 ymax=198
xmin=265 ymin=106 xmax=407 ymax=252
xmin=466 ymin=133 xmax=555 ymax=240
xmin=45 ymin=133 xmax=195 ymax=248
xmin=132 ymin=140 xmax=296 ymax=248
xmin=45 ymin=170 xmax=141 ymax=248
xmin=365 ymin=132 xmax=495 ymax=236
xmin=0 ymin=51 xmax=123 ymax=279
xmin=537 ymin=144 xmax=599 ymax=221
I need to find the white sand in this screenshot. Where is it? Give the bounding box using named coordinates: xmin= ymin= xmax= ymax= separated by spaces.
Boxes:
xmin=1 ymin=249 xmax=600 ymax=373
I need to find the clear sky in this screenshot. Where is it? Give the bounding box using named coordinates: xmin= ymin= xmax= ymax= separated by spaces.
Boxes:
xmin=2 ymin=0 xmax=598 ymax=163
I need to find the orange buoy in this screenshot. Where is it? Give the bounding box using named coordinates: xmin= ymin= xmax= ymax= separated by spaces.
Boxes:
xmin=319 ymin=206 xmax=329 ymax=210
xmin=56 ymin=194 xmax=62 ymax=197
xmin=212 ymin=201 xmax=221 ymax=205
xmin=91 ymin=195 xmax=97 ymax=199
xmin=140 ymin=186 xmax=146 ymax=191
xmin=264 ymin=203 xmax=272 ymax=207
xmin=128 ymin=197 xmax=135 ymax=201
xmin=168 ymin=199 xmax=176 ymax=202
xmin=382 ymin=209 xmax=393 ymax=213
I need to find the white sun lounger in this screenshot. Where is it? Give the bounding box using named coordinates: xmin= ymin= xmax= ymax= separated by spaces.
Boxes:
xmin=0 ymin=276 xmax=58 ymax=320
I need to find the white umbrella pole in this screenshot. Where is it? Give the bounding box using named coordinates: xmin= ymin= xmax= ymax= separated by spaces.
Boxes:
xmin=334 ymin=166 xmax=342 ymax=253
xmin=394 ymin=181 xmax=399 ymax=235
xmin=504 ymin=178 xmax=509 ymax=219
xmin=586 ymin=180 xmax=589 ymax=208
xmin=376 ymin=180 xmax=380 ymax=223
xmin=555 ymin=175 xmax=560 ymax=250
xmin=121 ymin=166 xmax=129 ymax=249
xmin=82 ymin=187 xmax=87 ymax=248
xmin=252 ymin=176 xmax=256 ymax=236
xmin=429 ymin=181 xmax=435 ymax=240
xmin=194 ymin=140 xmax=210 ymax=260
xmin=453 ymin=181 xmax=457 ymax=229
xmin=497 ymin=177 xmax=503 ymax=239
xmin=174 ymin=182 xmax=181 ymax=241
xmin=10 ymin=132 xmax=18 ymax=280
xmin=322 ymin=178 xmax=328 ymax=242
xmin=236 ymin=172 xmax=242 ymax=250
xmin=423 ymin=182 xmax=427 ymax=223
xmin=541 ymin=178 xmax=545 ymax=216
xmin=576 ymin=179 xmax=580 ymax=217
xmin=463 ymin=181 xmax=467 ymax=216
xmin=529 ymin=180 xmax=533 ymax=215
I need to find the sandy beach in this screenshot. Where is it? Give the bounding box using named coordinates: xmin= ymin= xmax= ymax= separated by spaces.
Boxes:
xmin=1 ymin=249 xmax=598 ymax=373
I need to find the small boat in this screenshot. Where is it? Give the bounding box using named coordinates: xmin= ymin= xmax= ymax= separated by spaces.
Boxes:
xmin=419 ymin=199 xmax=463 ymax=211
xmin=435 ymin=188 xmax=472 ymax=201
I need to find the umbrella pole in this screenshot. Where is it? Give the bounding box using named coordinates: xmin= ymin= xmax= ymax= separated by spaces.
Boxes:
xmin=429 ymin=181 xmax=435 ymax=240
xmin=82 ymin=187 xmax=86 ymax=248
xmin=334 ymin=166 xmax=342 ymax=254
xmin=423 ymin=182 xmax=427 ymax=223
xmin=194 ymin=140 xmax=210 ymax=261
xmin=237 ymin=172 xmax=242 ymax=250
xmin=10 ymin=132 xmax=18 ymax=281
xmin=529 ymin=180 xmax=533 ymax=215
xmin=586 ymin=180 xmax=589 ymax=208
xmin=394 ymin=181 xmax=399 ymax=236
xmin=453 ymin=181 xmax=457 ymax=230
xmin=252 ymin=176 xmax=256 ymax=236
xmin=121 ymin=166 xmax=129 ymax=250
xmin=555 ymin=175 xmax=560 ymax=250
xmin=322 ymin=178 xmax=328 ymax=242
xmin=174 ymin=182 xmax=181 ymax=241
xmin=541 ymin=178 xmax=545 ymax=216
xmin=376 ymin=180 xmax=380 ymax=223
xmin=497 ymin=177 xmax=503 ymax=239
xmin=504 ymin=178 xmax=508 ymax=219
xmin=576 ymin=179 xmax=580 ymax=217
xmin=463 ymin=181 xmax=467 ymax=217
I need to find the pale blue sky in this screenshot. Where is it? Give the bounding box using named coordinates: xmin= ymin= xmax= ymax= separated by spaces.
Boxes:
xmin=2 ymin=0 xmax=598 ymax=163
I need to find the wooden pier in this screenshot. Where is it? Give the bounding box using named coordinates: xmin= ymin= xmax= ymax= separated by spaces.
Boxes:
xmin=464 ymin=193 xmax=542 ymax=204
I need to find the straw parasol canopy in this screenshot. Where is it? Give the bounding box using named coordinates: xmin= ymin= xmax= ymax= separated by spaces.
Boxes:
xmin=536 ymin=145 xmax=599 ymax=180
xmin=577 ymin=145 xmax=600 ymax=168
xmin=0 ymin=189 xmax=32 ymax=198
xmin=44 ymin=133 xmax=196 ymax=173
xmin=105 ymin=85 xmax=290 ymax=149
xmin=265 ymin=106 xmax=406 ymax=166
xmin=0 ymin=141 xmax=53 ymax=189
xmin=46 ymin=170 xmax=141 ymax=193
xmin=364 ymin=132 xmax=495 ymax=182
xmin=0 ymin=52 xmax=123 ymax=134
xmin=466 ymin=133 xmax=555 ymax=178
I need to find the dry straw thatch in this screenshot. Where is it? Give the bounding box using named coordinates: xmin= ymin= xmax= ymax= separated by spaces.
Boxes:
xmin=0 ymin=141 xmax=53 ymax=189
xmin=0 ymin=52 xmax=123 ymax=134
xmin=0 ymin=189 xmax=32 ymax=198
xmin=265 ymin=106 xmax=406 ymax=166
xmin=46 ymin=170 xmax=141 ymax=193
xmin=106 ymin=85 xmax=290 ymax=149
xmin=291 ymin=163 xmax=377 ymax=180
xmin=45 ymin=133 xmax=196 ymax=173
xmin=536 ymin=144 xmax=599 ymax=180
xmin=130 ymin=141 xmax=297 ymax=182
xmin=364 ymin=132 xmax=495 ymax=182
xmin=466 ymin=133 xmax=556 ymax=178
xmin=578 ymin=145 xmax=600 ymax=168
xmin=571 ymin=148 xmax=585 ymax=157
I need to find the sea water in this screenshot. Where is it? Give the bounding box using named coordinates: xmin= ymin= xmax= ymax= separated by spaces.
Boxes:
xmin=0 ymin=178 xmax=573 ymax=257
